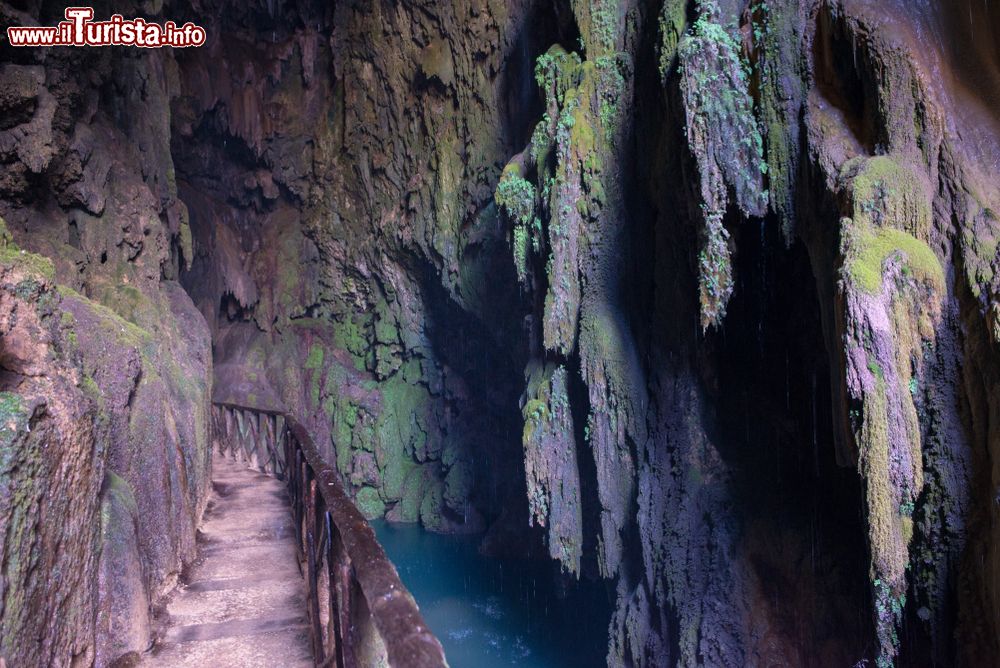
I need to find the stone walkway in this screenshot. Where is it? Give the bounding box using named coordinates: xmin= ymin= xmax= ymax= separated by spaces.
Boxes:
xmin=141 ymin=454 xmax=313 ymax=667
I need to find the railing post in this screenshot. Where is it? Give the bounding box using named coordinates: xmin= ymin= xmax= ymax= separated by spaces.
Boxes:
xmin=334 ymin=525 xmax=355 ymax=668
xmin=276 ymin=415 xmax=287 ymax=478
xmin=324 ymin=512 xmax=345 ymax=668
xmin=305 ymin=476 xmax=324 ymax=664
xmin=225 ymin=407 xmax=233 ymax=457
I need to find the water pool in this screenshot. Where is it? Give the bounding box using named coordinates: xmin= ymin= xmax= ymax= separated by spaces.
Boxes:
xmin=371 ymin=520 xmax=611 ymax=667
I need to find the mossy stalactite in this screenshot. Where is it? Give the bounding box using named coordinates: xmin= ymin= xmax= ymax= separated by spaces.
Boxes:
xmin=837 ymin=155 xmax=944 ymax=664
xmin=499 ymin=4 xmax=646 ymax=584
xmin=678 ymin=0 xmax=768 ymax=329
xmin=496 ymin=0 xmax=1000 ymax=664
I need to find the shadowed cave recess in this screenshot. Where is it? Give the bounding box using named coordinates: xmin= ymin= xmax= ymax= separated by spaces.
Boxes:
xmin=1 ymin=0 xmax=1000 ymax=666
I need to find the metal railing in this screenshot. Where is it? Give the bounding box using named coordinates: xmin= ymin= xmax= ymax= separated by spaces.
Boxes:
xmin=211 ymin=402 xmax=448 ymax=668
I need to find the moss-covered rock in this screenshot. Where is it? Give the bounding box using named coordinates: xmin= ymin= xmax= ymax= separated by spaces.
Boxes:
xmin=419 ymin=479 xmax=445 ymax=532
xmin=521 ymin=364 xmax=583 ymax=575
xmin=838 ymin=163 xmax=944 ymax=663
xmin=96 ymin=471 xmax=150 ymax=665
xmin=839 ymin=156 xmax=932 ymax=239
xmin=394 ymin=465 xmax=433 ymax=523
xmin=843 ymin=222 xmax=944 ymax=296
xmin=657 ymin=0 xmax=688 ymax=80
xmin=678 ymin=0 xmax=768 ymax=328
xmin=754 ymin=0 xmax=808 ymax=242
xmin=355 ymin=486 xmax=387 ymax=520
xmin=495 ymin=165 xmax=536 ymax=226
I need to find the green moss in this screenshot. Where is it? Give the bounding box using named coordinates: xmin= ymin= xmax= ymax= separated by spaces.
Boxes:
xmin=520 ymin=363 xmax=583 ymax=575
xmin=595 ymin=56 xmax=625 ymax=142
xmin=111 ymin=285 xmax=144 ymax=318
xmin=0 ymin=392 xmax=28 ymax=451
xmin=579 ymin=0 xmax=621 ymax=55
xmin=354 ymin=486 xmax=386 ymax=520
xmin=13 ymin=277 xmax=42 ymax=301
xmin=376 ymin=375 xmax=421 ymax=437
xmin=859 ymin=380 xmax=899 ymax=575
xmin=381 ymin=455 xmax=417 ymax=502
xmin=398 ymin=357 xmax=420 ymax=385
xmin=56 ymin=285 xmax=149 ymax=349
xmin=569 ymin=104 xmax=596 ymax=158
xmin=678 ymin=2 xmax=768 ymax=216
xmin=419 ymin=480 xmax=444 ymax=531
xmin=397 ymin=465 xmax=429 ymax=522
xmin=0 ymin=217 xmax=12 ymax=248
xmin=530 ymin=116 xmax=553 ymax=166
xmin=512 ymin=223 xmax=530 ymax=284
xmin=329 ymin=315 xmax=371 ymax=371
xmin=858 ymin=380 xmax=909 ymax=659
xmin=844 ymin=223 xmax=944 ymax=295
xmin=856 ymin=367 xmax=921 ymax=665
xmin=658 ymin=0 xmax=688 ymax=79
xmin=304 ymin=343 xmax=326 ymax=405
xmin=305 ymin=343 xmax=324 ymax=370
xmin=522 ymin=398 xmax=550 ymax=443
xmin=495 ymin=165 xmax=536 ymax=225
xmin=698 ymin=211 xmax=734 ymax=329
xmin=102 ymin=471 xmax=139 ymax=519
xmin=535 ymin=46 xmax=583 ymax=104
xmin=841 ymin=156 xmax=931 ymax=238
xmin=900 ymin=515 xmax=914 ymax=545
xmin=374 ymin=310 xmax=399 ymax=349
xmin=678 ymin=0 xmax=769 ymax=328
xmin=443 ymin=461 xmax=472 ymax=512
xmin=0 ymin=246 xmax=56 ymax=282
xmin=756 ymin=0 xmax=808 ymax=243
xmin=332 ymin=401 xmax=356 ymax=478
xmin=272 ymin=227 xmax=311 ymax=327
xmin=80 ymin=375 xmax=102 ymax=407
xmin=87 ymin=283 xmax=168 ymax=355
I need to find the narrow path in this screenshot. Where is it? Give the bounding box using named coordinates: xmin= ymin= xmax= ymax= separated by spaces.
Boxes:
xmin=142 ymin=454 xmax=313 ymax=667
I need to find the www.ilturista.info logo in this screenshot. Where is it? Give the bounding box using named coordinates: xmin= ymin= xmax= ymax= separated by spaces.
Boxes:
xmin=6 ymin=7 xmax=206 ymax=48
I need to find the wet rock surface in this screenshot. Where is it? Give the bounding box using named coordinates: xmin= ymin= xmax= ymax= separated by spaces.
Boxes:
xmin=0 ymin=1 xmax=212 ymax=664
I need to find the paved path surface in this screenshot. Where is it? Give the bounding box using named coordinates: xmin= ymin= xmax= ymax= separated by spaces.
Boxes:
xmin=142 ymin=454 xmax=313 ymax=667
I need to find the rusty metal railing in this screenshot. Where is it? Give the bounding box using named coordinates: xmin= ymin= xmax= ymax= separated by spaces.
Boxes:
xmin=211 ymin=402 xmax=448 ymax=668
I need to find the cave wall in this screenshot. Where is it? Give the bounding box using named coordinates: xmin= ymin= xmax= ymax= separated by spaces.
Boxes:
xmin=0 ymin=2 xmax=212 ymax=665
xmin=0 ymin=0 xmax=999 ymax=666
xmin=170 ymin=0 xmax=540 ymax=535
xmin=486 ymin=0 xmax=1000 ymax=664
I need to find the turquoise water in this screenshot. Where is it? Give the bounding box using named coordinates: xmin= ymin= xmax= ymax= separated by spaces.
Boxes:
xmin=372 ymin=521 xmax=611 ymax=667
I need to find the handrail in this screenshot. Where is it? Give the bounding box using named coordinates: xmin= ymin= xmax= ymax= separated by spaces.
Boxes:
xmin=211 ymin=401 xmax=448 ymax=668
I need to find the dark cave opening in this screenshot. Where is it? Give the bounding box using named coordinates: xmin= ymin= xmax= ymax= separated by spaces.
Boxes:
xmin=709 ymin=216 xmax=876 ymax=663
xmin=414 ymin=256 xmax=529 ymax=531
